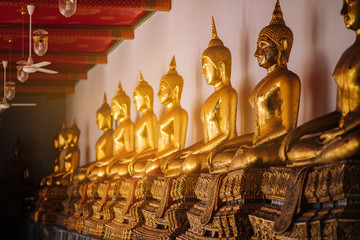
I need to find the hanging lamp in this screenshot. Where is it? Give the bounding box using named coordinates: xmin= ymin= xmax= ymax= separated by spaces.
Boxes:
xmin=59 ymin=0 xmax=77 ymax=18
xmin=33 ymin=0 xmax=48 ymax=56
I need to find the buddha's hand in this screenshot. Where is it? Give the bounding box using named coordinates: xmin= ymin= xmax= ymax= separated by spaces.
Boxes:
xmin=320 ymin=128 xmax=344 ymax=145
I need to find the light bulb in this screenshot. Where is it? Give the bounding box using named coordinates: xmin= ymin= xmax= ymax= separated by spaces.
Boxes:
xmin=5 ymin=81 xmax=15 ymax=100
xmin=16 ymin=64 xmax=29 ymax=83
xmin=33 ymin=29 xmax=48 ymax=56
xmin=59 ymin=0 xmax=77 ymax=18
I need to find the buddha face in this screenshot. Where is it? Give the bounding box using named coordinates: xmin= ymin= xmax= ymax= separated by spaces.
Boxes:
xmin=111 ymin=101 xmax=125 ymax=121
xmin=96 ymin=112 xmax=106 ymax=130
xmin=202 ymin=56 xmax=220 ymax=85
xmin=58 ymin=133 xmax=67 ymax=148
xmin=254 ymin=35 xmax=279 ymax=69
xmin=134 ymin=92 xmax=146 ymax=111
xmin=341 ymin=0 xmax=360 ymax=31
xmin=158 ymin=81 xmax=172 ymax=105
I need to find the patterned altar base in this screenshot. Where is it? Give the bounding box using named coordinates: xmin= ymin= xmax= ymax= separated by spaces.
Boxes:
xmin=250 ymin=160 xmax=360 ymax=240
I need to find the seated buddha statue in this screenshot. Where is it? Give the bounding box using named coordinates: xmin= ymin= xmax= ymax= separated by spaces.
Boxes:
xmin=181 ymin=17 xmax=238 ymax=175
xmin=279 ymin=0 xmax=360 ymax=166
xmin=42 ymin=122 xmax=69 ymax=186
xmin=40 ymin=130 xmax=61 ymax=187
xmin=95 ymin=93 xmax=114 ymax=162
xmin=57 ymin=118 xmax=80 ymax=185
xmin=215 ymin=0 xmax=300 ymax=171
xmin=72 ymin=93 xmax=114 ymax=184
xmin=87 ymin=82 xmax=135 ymax=180
xmin=128 ymin=71 xmax=158 ymax=178
xmin=144 ymin=56 xmax=188 ymax=177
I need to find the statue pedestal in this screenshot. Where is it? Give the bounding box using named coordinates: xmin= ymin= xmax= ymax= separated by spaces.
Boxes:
xmin=66 ymin=181 xmax=98 ymax=233
xmin=33 ymin=185 xmax=67 ymax=224
xmin=179 ymin=169 xmax=265 ymax=239
xmin=103 ymin=176 xmax=155 ymax=240
xmin=133 ymin=174 xmax=199 ymax=239
xmin=250 ymin=160 xmax=360 ymax=239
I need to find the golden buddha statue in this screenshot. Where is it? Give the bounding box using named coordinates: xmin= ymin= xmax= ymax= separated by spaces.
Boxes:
xmin=57 ymin=118 xmax=80 ymax=185
xmin=41 ymin=122 xmax=69 ymax=186
xmin=128 ymin=71 xmax=158 ymax=178
xmin=87 ymin=82 xmax=135 ymax=180
xmin=144 ymin=56 xmax=188 ymax=177
xmin=95 ymin=93 xmax=114 ymax=162
xmin=181 ymin=17 xmax=238 ymax=175
xmin=279 ymin=0 xmax=360 ymax=166
xmin=71 ymin=93 xmax=114 ymax=184
xmin=216 ymin=0 xmax=300 ymax=171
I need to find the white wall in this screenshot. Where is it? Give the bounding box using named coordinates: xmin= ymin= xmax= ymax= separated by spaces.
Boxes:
xmin=66 ymin=0 xmax=354 ymax=166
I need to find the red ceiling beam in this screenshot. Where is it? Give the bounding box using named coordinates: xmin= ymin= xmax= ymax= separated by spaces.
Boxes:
xmin=7 ymin=72 xmax=87 ymax=81
xmin=0 ymin=0 xmax=171 ymax=11
xmin=0 ymin=52 xmax=107 ymax=64
xmin=1 ymin=85 xmax=75 ymax=94
xmin=0 ymin=27 xmax=134 ymax=40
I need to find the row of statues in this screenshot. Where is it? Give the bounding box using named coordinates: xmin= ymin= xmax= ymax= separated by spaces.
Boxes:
xmin=35 ymin=0 xmax=360 ymax=238
xmin=47 ymin=0 xmax=359 ymax=185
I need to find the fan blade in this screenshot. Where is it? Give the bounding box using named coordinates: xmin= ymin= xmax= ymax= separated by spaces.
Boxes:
xmin=11 ymin=103 xmax=37 ymax=107
xmin=23 ymin=66 xmax=37 ymax=73
xmin=31 ymin=61 xmax=51 ymax=68
xmin=37 ymin=68 xmax=58 ymax=74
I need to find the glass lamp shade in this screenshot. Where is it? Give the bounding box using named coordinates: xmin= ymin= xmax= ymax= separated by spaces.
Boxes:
xmin=16 ymin=61 xmax=29 ymax=83
xmin=5 ymin=81 xmax=15 ymax=100
xmin=33 ymin=29 xmax=49 ymax=56
xmin=59 ymin=0 xmax=77 ymax=18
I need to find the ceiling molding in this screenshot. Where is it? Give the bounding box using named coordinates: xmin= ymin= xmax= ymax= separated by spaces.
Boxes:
xmin=0 ymin=52 xmax=107 ymax=64
xmin=1 ymin=85 xmax=75 ymax=94
xmin=0 ymin=0 xmax=171 ymax=11
xmin=0 ymin=27 xmax=134 ymax=40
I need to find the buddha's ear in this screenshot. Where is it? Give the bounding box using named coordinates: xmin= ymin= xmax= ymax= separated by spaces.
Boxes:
xmin=145 ymin=95 xmax=151 ymax=109
xmin=279 ymin=38 xmax=288 ymax=52
xmin=218 ymin=61 xmax=227 ymax=83
xmin=172 ymin=85 xmax=180 ymax=100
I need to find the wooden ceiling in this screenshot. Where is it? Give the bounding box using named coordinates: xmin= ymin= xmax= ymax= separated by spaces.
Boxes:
xmin=0 ymin=0 xmax=171 ymax=94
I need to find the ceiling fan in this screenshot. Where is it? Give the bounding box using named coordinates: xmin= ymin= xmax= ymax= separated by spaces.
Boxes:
xmin=21 ymin=5 xmax=58 ymax=75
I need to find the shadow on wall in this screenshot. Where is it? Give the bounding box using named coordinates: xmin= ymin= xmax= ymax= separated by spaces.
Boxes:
xmin=238 ymin=3 xmax=254 ymax=135
xmin=301 ymin=1 xmax=331 ymax=123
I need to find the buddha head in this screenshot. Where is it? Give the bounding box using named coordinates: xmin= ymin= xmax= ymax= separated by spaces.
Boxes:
xmin=58 ymin=121 xmax=68 ymax=149
xmin=341 ymin=0 xmax=360 ymax=31
xmin=96 ymin=93 xmax=112 ymax=130
xmin=202 ymin=17 xmax=231 ymax=86
xmin=158 ymin=56 xmax=184 ymax=106
xmin=255 ymin=0 xmax=293 ymax=69
xmin=134 ymin=71 xmax=154 ymax=112
xmin=68 ymin=118 xmax=80 ymax=147
xmin=111 ymin=82 xmax=131 ymax=121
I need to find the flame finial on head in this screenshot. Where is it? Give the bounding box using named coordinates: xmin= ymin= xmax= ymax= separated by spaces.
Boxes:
xmin=169 ymin=55 xmax=177 ymax=70
xmin=118 ymin=81 xmax=123 ymax=91
xmin=270 ymin=0 xmax=285 ymax=25
xmin=139 ymin=71 xmax=144 ymax=82
xmin=208 ymin=17 xmax=224 ymax=48
xmin=103 ymin=92 xmax=107 ymax=103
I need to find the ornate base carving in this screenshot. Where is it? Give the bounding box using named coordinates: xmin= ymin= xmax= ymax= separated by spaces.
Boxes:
xmin=250 ymin=160 xmax=360 ymax=239
xmin=133 ymin=175 xmax=199 ymax=240
xmin=180 ymin=169 xmax=265 ymax=239
xmin=103 ymin=177 xmax=154 ymax=240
